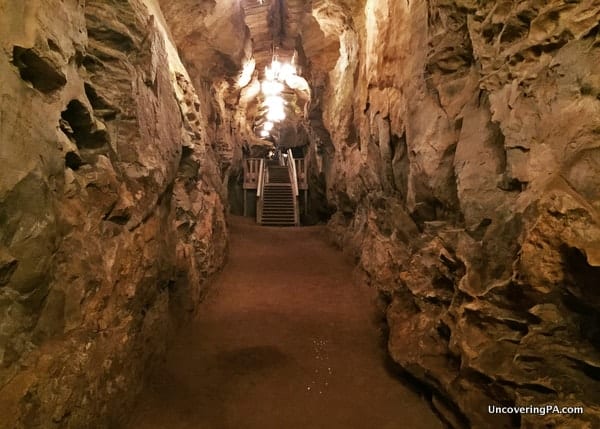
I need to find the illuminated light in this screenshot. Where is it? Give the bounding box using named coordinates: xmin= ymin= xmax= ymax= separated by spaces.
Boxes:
xmin=279 ymin=63 xmax=296 ymax=81
xmin=265 ymin=66 xmax=275 ymax=81
xmin=284 ymin=74 xmax=310 ymax=93
xmin=264 ymin=61 xmax=297 ymax=83
xmin=257 ymin=56 xmax=302 ymax=125
xmin=242 ymin=79 xmax=261 ymax=100
xmin=261 ymin=80 xmax=283 ymax=96
xmin=237 ymin=59 xmax=255 ymax=88
xmin=264 ymin=95 xmax=285 ymax=109
xmin=260 ymin=130 xmax=269 ymax=137
xmin=266 ymin=107 xmax=285 ymax=122
xmin=271 ymin=60 xmax=282 ymax=75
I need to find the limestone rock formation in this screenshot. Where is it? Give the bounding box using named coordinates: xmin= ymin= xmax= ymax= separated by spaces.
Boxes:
xmin=1 ymin=0 xmax=599 ymax=427
xmin=0 ymin=1 xmax=227 ymax=427
xmin=314 ymin=1 xmax=600 ymax=427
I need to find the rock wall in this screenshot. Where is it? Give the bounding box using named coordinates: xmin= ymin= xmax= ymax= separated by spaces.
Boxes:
xmin=313 ymin=0 xmax=600 ymax=427
xmin=0 ymin=1 xmax=227 ymax=428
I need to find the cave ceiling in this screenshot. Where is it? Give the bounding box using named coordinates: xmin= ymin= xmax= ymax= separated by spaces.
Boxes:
xmin=159 ymin=0 xmax=342 ymax=148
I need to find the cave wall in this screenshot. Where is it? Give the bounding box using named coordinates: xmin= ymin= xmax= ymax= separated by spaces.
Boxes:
xmin=313 ymin=0 xmax=600 ymax=427
xmin=0 ymin=1 xmax=227 ymax=427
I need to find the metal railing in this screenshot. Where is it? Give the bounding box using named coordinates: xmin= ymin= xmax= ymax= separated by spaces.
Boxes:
xmin=287 ymin=148 xmax=299 ymax=197
xmin=243 ymin=158 xmax=262 ymax=189
xmin=294 ymin=158 xmax=307 ymax=189
xmin=256 ymin=159 xmax=265 ymax=223
xmin=256 ymin=158 xmax=265 ymax=197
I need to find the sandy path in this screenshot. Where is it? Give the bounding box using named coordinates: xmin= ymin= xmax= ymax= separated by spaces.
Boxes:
xmin=126 ymin=216 xmax=443 ymax=429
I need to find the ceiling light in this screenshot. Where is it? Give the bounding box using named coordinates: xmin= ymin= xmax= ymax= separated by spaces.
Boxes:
xmin=266 ymin=108 xmax=285 ymax=122
xmin=261 ymin=80 xmax=283 ymax=96
xmin=265 ymin=66 xmax=275 ymax=81
xmin=264 ymin=95 xmax=284 ymax=109
xmin=279 ymin=63 xmax=296 ymax=81
xmin=271 ymin=60 xmax=282 ymax=75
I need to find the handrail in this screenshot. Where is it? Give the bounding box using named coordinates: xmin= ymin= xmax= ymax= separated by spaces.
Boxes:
xmin=287 ymin=148 xmax=299 ymax=197
xmin=243 ymin=158 xmax=262 ymax=189
xmin=256 ymin=158 xmax=265 ymax=198
xmin=294 ymin=158 xmax=307 ymax=189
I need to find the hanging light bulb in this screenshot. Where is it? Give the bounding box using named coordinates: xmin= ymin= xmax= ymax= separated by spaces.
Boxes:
xmin=279 ymin=63 xmax=296 ymax=81
xmin=261 ymin=80 xmax=283 ymax=96
xmin=264 ymin=95 xmax=284 ymax=109
xmin=271 ymin=60 xmax=282 ymax=76
xmin=265 ymin=66 xmax=275 ymax=81
xmin=266 ymin=106 xmax=285 ymax=122
xmin=256 ymin=52 xmax=303 ymax=127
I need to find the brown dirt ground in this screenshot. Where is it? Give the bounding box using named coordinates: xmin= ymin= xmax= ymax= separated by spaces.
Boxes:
xmin=125 ymin=216 xmax=444 ymax=429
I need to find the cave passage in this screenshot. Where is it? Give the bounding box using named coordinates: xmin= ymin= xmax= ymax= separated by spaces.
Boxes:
xmin=125 ymin=217 xmax=444 ymax=429
xmin=2 ymin=1 xmax=600 ymax=427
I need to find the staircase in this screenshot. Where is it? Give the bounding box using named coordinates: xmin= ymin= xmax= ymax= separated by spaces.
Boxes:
xmin=259 ymin=165 xmax=298 ymax=226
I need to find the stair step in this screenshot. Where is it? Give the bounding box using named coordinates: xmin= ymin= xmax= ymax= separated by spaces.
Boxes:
xmin=261 ymin=218 xmax=295 ymax=221
xmin=258 ymin=165 xmax=297 ymax=224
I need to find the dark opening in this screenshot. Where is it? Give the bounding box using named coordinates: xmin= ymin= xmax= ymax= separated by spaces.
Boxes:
xmin=60 ymin=100 xmax=109 ymax=150
xmin=12 ymin=46 xmax=66 ymax=93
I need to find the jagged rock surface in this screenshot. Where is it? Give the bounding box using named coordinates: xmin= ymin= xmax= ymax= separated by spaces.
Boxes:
xmin=0 ymin=1 xmax=227 ymax=428
xmin=312 ymin=0 xmax=600 ymax=427
xmin=1 ymin=0 xmax=600 ymax=427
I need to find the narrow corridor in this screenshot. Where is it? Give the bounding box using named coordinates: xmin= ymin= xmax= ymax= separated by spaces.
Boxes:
xmin=126 ymin=217 xmax=444 ymax=429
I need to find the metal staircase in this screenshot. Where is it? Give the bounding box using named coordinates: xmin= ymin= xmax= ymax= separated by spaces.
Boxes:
xmin=260 ymin=165 xmax=297 ymax=226
xmin=243 ymin=149 xmax=306 ymax=227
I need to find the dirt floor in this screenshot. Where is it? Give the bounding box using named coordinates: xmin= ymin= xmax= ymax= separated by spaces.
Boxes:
xmin=125 ymin=216 xmax=444 ymax=429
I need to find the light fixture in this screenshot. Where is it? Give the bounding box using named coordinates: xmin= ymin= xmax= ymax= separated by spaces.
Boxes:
xmin=264 ymin=95 xmax=284 ymax=109
xmin=256 ymin=51 xmax=302 ymax=134
xmin=261 ymin=80 xmax=283 ymax=96
xmin=266 ymin=108 xmax=285 ymax=122
xmin=279 ymin=63 xmax=296 ymax=81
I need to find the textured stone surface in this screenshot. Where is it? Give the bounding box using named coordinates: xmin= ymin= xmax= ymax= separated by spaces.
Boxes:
xmin=0 ymin=1 xmax=227 ymax=428
xmin=2 ymin=0 xmax=600 ymax=427
xmin=306 ymin=0 xmax=600 ymax=427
